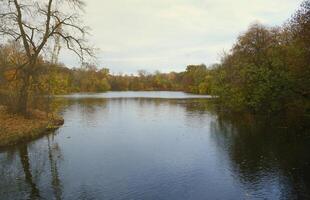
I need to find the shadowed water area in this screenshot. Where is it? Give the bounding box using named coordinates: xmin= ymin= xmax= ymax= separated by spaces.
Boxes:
xmin=0 ymin=92 xmax=309 ymax=200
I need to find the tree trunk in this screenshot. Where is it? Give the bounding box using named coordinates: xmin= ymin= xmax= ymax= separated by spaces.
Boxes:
xmin=19 ymin=145 xmax=41 ymax=199
xmin=17 ymin=72 xmax=30 ymax=115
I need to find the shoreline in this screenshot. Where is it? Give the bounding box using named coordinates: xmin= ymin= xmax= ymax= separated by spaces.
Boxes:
xmin=0 ymin=106 xmax=64 ymax=148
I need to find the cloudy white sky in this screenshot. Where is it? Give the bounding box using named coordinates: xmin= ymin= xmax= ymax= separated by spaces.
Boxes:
xmin=59 ymin=0 xmax=303 ymax=74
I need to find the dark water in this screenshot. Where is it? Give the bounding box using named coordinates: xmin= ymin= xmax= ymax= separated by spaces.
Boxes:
xmin=0 ymin=92 xmax=309 ymax=200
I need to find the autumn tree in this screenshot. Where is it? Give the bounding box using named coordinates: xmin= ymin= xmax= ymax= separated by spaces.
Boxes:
xmin=183 ymin=64 xmax=208 ymax=94
xmin=0 ymin=0 xmax=92 ymax=114
xmin=209 ymin=1 xmax=310 ymax=114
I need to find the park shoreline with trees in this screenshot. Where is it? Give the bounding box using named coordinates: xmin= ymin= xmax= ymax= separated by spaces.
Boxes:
xmin=0 ymin=0 xmax=309 ymax=147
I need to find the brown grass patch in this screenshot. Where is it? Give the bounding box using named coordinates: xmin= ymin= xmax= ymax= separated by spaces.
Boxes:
xmin=0 ymin=106 xmax=64 ymax=148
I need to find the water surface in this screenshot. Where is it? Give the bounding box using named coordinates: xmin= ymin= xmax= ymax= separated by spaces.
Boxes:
xmin=0 ymin=92 xmax=309 ymax=200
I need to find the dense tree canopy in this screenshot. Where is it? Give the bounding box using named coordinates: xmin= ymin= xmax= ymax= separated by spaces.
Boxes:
xmin=207 ymin=0 xmax=310 ymax=114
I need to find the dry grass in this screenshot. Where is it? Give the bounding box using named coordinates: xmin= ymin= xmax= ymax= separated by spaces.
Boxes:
xmin=0 ymin=106 xmax=64 ymax=148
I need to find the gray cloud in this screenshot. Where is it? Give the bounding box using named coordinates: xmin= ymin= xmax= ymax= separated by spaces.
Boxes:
xmin=59 ymin=0 xmax=303 ymax=74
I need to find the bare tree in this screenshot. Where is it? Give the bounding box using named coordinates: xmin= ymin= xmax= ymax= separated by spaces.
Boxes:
xmin=0 ymin=0 xmax=93 ymax=114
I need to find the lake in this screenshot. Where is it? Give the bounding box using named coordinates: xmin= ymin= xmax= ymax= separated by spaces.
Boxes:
xmin=0 ymin=91 xmax=309 ymax=200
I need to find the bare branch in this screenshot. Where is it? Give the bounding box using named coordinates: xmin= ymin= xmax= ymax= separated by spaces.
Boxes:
xmin=52 ymin=31 xmax=93 ymax=61
xmin=1 ymin=0 xmax=92 ymax=65
xmin=12 ymin=0 xmax=32 ymax=59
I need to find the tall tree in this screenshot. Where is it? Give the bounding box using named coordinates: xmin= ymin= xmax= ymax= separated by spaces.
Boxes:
xmin=0 ymin=0 xmax=92 ymax=114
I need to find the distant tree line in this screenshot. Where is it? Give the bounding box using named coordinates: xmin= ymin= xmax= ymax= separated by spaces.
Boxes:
xmin=108 ymin=66 xmax=210 ymax=93
xmin=0 ymin=53 xmax=209 ymax=95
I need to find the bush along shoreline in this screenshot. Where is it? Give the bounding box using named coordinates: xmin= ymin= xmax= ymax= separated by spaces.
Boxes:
xmin=0 ymin=106 xmax=64 ymax=148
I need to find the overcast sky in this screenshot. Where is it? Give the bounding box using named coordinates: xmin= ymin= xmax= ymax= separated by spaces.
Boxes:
xmin=59 ymin=0 xmax=303 ymax=74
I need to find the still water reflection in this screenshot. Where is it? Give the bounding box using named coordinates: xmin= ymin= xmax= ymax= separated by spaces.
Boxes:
xmin=0 ymin=92 xmax=309 ymax=200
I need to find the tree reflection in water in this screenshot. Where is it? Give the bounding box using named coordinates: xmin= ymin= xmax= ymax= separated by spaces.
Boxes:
xmin=47 ymin=134 xmax=63 ymax=200
xmin=0 ymin=97 xmax=309 ymax=199
xmin=18 ymin=145 xmax=41 ymax=200
xmin=209 ymin=112 xmax=310 ymax=199
xmin=0 ymin=131 xmax=64 ymax=200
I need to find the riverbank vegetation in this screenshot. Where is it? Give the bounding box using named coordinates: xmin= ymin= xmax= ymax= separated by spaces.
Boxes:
xmin=0 ymin=106 xmax=63 ymax=147
xmin=208 ymin=1 xmax=310 ymax=114
xmin=0 ymin=0 xmax=91 ymax=146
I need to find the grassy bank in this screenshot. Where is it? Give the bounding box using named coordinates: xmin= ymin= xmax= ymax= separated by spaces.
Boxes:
xmin=0 ymin=106 xmax=64 ymax=148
